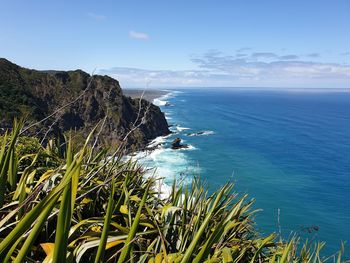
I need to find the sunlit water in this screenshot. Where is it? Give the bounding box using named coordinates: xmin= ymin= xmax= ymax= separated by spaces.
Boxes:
xmin=137 ymin=88 xmax=350 ymax=256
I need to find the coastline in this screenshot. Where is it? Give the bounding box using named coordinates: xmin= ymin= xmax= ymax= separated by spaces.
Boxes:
xmin=148 ymin=89 xmax=350 ymax=256
xmin=128 ymin=90 xmax=175 ymax=198
xmin=122 ymin=89 xmax=169 ymax=102
xmin=128 ymin=90 xmax=205 ymax=198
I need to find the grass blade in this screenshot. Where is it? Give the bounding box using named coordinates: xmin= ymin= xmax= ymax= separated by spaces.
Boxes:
xmin=13 ymin=194 xmax=60 ymax=262
xmin=94 ymin=178 xmax=116 ymax=263
xmin=117 ymin=182 xmax=151 ymax=263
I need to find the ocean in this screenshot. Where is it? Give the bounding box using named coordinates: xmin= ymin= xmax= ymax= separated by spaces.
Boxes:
xmin=136 ymin=88 xmax=350 ymax=256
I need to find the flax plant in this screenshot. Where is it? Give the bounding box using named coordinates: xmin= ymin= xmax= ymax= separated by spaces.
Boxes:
xmin=0 ymin=122 xmax=347 ymax=262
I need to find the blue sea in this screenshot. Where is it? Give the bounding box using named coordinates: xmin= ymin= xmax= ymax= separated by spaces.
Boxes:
xmin=138 ymin=88 xmax=350 ymax=256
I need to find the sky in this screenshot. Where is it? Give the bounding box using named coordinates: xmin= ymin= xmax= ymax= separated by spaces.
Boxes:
xmin=1 ymin=0 xmax=350 ymax=88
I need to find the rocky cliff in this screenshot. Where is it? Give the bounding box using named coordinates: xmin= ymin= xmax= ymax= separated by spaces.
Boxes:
xmin=0 ymin=58 xmax=170 ymax=150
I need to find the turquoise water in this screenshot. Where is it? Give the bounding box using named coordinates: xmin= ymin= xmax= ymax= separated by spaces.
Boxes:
xmin=142 ymin=88 xmax=350 ymax=255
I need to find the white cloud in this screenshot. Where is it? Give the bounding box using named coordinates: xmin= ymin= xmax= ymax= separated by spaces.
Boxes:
xmin=252 ymin=52 xmax=278 ymax=59
xmin=100 ymin=67 xmax=208 ymax=87
xmin=306 ymin=53 xmax=320 ymax=58
xmin=87 ymin=12 xmax=106 ymax=21
xmin=191 ymin=51 xmax=350 ymax=80
xmin=129 ymin=30 xmax=149 ymax=40
xmin=99 ymin=51 xmax=350 ymax=88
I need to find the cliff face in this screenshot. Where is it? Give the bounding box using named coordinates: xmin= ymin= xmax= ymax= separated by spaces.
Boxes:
xmin=0 ymin=58 xmax=170 ymax=150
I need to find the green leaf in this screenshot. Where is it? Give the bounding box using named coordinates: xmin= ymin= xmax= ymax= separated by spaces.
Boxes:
xmin=94 ymin=178 xmax=116 ymax=263
xmin=117 ymin=182 xmax=151 ymax=263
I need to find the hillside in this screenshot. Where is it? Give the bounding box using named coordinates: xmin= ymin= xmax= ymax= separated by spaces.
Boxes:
xmin=0 ymin=58 xmax=170 ymax=150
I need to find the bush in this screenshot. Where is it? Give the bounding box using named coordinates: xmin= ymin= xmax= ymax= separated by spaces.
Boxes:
xmin=0 ymin=125 xmax=346 ymax=262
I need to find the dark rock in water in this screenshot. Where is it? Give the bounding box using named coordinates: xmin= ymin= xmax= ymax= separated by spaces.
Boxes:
xmin=171 ymin=137 xmax=188 ymax=149
xmin=301 ymin=225 xmax=320 ymax=234
xmin=0 ymin=58 xmax=170 ymax=151
xmin=164 ymin=102 xmax=171 ymax=106
xmin=172 ymin=138 xmax=181 ymax=148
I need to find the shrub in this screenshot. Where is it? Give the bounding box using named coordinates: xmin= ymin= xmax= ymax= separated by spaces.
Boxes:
xmin=0 ymin=124 xmax=346 ymax=262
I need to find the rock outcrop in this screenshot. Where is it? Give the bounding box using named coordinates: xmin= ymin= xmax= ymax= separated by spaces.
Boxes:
xmin=171 ymin=138 xmax=188 ymax=150
xmin=0 ymin=58 xmax=170 ymax=151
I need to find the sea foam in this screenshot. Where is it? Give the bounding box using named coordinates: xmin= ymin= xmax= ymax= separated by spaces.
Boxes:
xmin=133 ymin=146 xmax=199 ymax=183
xmin=153 ymin=98 xmax=168 ymax=106
xmin=131 ymin=90 xmax=200 ymax=198
xmin=176 ymin=126 xmax=190 ymax=132
xmin=152 ymin=91 xmax=174 ymax=106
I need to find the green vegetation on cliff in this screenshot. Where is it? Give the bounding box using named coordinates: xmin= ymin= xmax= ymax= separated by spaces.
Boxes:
xmin=0 ymin=123 xmax=345 ymax=262
xmin=0 ymin=58 xmax=170 ymax=150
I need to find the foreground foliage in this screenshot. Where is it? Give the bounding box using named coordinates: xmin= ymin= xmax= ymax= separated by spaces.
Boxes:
xmin=0 ymin=122 xmax=347 ymax=262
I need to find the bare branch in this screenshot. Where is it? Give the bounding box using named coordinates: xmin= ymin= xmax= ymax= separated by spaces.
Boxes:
xmin=40 ymin=116 xmax=60 ymax=145
xmin=20 ymin=70 xmax=96 ymax=135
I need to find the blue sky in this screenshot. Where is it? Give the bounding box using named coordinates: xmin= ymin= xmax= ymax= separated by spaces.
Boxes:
xmin=1 ymin=0 xmax=350 ymax=88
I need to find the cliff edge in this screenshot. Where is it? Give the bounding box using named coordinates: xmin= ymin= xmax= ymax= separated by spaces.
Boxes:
xmin=0 ymin=58 xmax=170 ymax=150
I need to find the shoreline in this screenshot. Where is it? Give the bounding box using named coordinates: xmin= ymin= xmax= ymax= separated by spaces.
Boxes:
xmin=128 ymin=90 xmax=203 ymax=198
xmin=127 ymin=90 xmax=215 ymax=198
xmin=122 ymin=89 xmax=169 ymax=102
xmin=131 ymin=90 xmax=174 ymax=198
xmin=126 ymin=90 xmax=178 ymax=198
